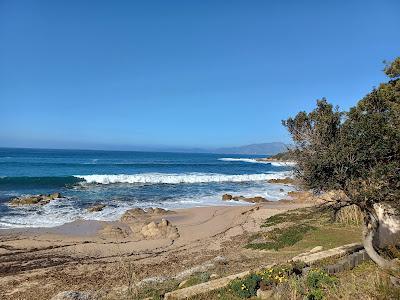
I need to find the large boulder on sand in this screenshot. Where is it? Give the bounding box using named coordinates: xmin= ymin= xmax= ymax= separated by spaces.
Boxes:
xmin=98 ymin=224 xmax=131 ymax=239
xmin=141 ymin=219 xmax=179 ymax=239
xmin=120 ymin=207 xmax=174 ymax=222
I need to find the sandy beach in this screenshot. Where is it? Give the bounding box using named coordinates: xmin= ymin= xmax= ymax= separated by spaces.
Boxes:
xmin=0 ymin=198 xmax=316 ymax=299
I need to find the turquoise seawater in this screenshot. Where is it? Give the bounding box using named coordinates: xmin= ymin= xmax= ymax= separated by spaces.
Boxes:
xmin=0 ymin=148 xmax=294 ymax=228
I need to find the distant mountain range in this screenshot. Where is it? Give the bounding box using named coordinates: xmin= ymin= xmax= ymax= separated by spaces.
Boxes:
xmin=1 ymin=142 xmax=289 ymax=156
xmin=212 ymin=142 xmax=288 ymax=155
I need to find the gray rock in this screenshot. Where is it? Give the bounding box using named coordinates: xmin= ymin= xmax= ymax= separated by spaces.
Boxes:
xmin=51 ymin=291 xmax=91 ymax=300
xmin=87 ymin=204 xmax=106 ymax=212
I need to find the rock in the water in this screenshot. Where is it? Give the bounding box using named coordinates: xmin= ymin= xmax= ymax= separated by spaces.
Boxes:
xmin=222 ymin=194 xmax=269 ymax=203
xmin=51 ymin=291 xmax=91 ymax=300
xmin=222 ymin=194 xmax=233 ymax=201
xmin=9 ymin=193 xmax=63 ymax=206
xmin=87 ymin=204 xmax=106 ymax=212
xmin=50 ymin=192 xmax=62 ymax=199
xmin=267 ymin=177 xmax=296 ymax=185
xmin=141 ymin=219 xmax=179 ymax=239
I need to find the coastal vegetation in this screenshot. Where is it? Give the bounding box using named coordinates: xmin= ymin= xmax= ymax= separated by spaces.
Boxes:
xmin=282 ymin=57 xmax=400 ymax=269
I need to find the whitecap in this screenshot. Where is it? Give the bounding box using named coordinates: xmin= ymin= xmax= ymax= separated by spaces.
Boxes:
xmin=73 ymin=172 xmax=292 ymax=185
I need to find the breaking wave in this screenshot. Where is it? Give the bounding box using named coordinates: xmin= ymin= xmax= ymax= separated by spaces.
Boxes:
xmin=219 ymin=157 xmax=296 ymax=167
xmin=74 ymin=172 xmax=291 ymax=185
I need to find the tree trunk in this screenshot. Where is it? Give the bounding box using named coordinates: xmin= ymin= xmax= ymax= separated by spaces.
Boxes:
xmin=362 ymin=208 xmax=397 ymax=270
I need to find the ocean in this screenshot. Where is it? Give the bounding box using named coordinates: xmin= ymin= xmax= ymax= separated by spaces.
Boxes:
xmin=0 ymin=148 xmax=294 ymax=228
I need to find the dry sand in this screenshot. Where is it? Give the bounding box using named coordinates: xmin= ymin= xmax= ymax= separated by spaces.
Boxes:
xmin=0 ymin=198 xmax=316 ymax=299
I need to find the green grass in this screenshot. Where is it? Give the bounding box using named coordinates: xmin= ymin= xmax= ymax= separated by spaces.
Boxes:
xmin=135 ymin=279 xmax=179 ymax=300
xmin=178 ymin=272 xmax=210 ymax=289
xmin=246 ymin=224 xmax=316 ymax=250
xmin=261 ymin=207 xmax=328 ymax=228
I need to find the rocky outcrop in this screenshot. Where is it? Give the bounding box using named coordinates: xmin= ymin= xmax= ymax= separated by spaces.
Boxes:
xmin=222 ymin=194 xmax=233 ymax=200
xmin=98 ymin=224 xmax=131 ymax=239
xmin=120 ymin=207 xmax=174 ymax=222
xmin=86 ymin=204 xmax=106 ymax=212
xmin=118 ymin=207 xmax=179 ymax=240
xmin=221 ymin=194 xmax=269 ymax=203
xmin=267 ymin=177 xmax=296 ymax=185
xmin=141 ymin=219 xmax=179 ymax=239
xmin=9 ymin=192 xmax=63 ymax=206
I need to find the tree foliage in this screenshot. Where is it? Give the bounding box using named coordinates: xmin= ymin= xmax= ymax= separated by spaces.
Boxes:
xmin=283 ymin=58 xmax=400 ymax=211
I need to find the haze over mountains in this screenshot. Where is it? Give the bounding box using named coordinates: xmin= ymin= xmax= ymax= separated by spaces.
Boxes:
xmin=163 ymin=142 xmax=288 ymax=155
xmin=1 ymin=142 xmax=288 ymax=155
xmin=212 ymin=142 xmax=288 ymax=155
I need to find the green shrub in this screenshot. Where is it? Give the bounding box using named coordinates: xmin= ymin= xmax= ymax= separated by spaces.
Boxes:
xmin=228 ymin=274 xmax=261 ymax=298
xmin=306 ymin=269 xmax=337 ymax=289
xmin=306 ymin=288 xmax=324 ymax=300
xmin=305 ymin=269 xmax=337 ymax=299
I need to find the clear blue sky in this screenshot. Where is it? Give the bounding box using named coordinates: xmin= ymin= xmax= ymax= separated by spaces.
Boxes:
xmin=1 ymin=0 xmax=399 ymax=150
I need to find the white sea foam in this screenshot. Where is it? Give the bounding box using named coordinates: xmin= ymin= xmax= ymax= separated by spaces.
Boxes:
xmin=219 ymin=158 xmax=296 ymax=167
xmin=270 ymin=161 xmax=297 ymax=167
xmin=74 ymin=172 xmax=291 ymax=185
xmin=218 ymin=158 xmax=269 ymax=164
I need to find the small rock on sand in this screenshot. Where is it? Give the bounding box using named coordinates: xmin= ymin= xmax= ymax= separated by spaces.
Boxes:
xmin=210 ymin=273 xmax=219 ymax=279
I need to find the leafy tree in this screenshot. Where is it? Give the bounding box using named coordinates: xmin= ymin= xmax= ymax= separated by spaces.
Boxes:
xmin=283 ymin=57 xmax=400 ymax=269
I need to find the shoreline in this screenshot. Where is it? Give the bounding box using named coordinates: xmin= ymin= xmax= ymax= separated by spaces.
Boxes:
xmin=0 ymin=195 xmax=319 ymax=299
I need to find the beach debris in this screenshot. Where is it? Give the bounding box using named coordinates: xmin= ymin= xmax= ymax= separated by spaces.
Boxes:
xmin=50 ymin=291 xmax=91 ymax=300
xmin=141 ymin=219 xmax=179 ymax=239
xmin=86 ymin=203 xmax=106 ymax=212
xmin=9 ymin=192 xmax=63 ymax=206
